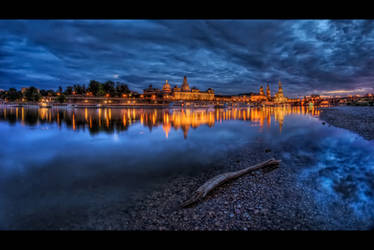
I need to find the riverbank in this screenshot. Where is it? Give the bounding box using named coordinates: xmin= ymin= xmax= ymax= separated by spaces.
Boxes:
xmin=53 ymin=142 xmax=367 ymax=230
xmin=320 ymin=106 xmax=374 ymax=141
xmin=6 ymin=106 xmax=373 ymax=230
xmin=77 ymin=140 xmax=366 ymax=230
xmin=86 ymin=106 xmax=373 ymax=231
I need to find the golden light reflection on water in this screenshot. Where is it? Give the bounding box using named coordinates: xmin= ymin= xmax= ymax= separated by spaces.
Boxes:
xmin=0 ymin=106 xmax=320 ymax=138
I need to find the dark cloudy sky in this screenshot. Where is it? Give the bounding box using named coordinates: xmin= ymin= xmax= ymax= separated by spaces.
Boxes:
xmin=1 ymin=20 xmax=374 ymax=97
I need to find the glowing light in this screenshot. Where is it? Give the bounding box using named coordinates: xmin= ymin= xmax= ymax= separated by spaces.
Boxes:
xmin=21 ymin=107 xmax=24 ymax=124
xmin=72 ymin=113 xmax=76 ymax=131
xmin=321 ymin=88 xmax=373 ymax=95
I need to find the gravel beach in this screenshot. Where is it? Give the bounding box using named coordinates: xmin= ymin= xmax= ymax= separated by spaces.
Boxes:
xmin=86 ymin=106 xmax=371 ymax=231
xmin=319 ymin=106 xmax=374 ymax=141
xmin=64 ymin=140 xmax=369 ymax=230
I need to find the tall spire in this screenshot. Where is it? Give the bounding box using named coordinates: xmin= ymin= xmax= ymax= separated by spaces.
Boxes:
xmin=278 ymin=80 xmax=283 ymax=94
xmin=259 ymin=85 xmax=264 ymax=96
xmin=266 ymin=83 xmax=271 ymax=99
xmin=181 ymin=75 xmax=190 ymax=91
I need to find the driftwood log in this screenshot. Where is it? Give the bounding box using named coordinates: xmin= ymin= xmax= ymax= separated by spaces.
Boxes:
xmin=181 ymin=158 xmax=281 ymax=208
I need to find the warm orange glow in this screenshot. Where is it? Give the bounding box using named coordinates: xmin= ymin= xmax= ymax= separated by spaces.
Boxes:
xmin=21 ymin=107 xmax=24 ymax=124
xmin=72 ymin=113 xmax=76 ymax=131
xmin=0 ymin=105 xmax=325 ymax=139
xmin=98 ymin=109 xmax=101 ymax=127
xmin=322 ymin=88 xmax=371 ymax=95
xmin=123 ymin=113 xmax=127 ymax=126
xmin=103 ymin=109 xmax=109 ymax=128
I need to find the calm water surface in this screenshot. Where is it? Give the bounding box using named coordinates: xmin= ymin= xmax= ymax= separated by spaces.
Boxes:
xmin=0 ymin=105 xmax=373 ymax=229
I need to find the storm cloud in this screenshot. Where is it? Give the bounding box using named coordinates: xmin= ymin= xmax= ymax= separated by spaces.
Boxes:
xmin=1 ymin=20 xmax=374 ymax=97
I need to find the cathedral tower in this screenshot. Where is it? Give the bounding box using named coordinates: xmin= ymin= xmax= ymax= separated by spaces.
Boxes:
xmin=181 ymin=76 xmax=190 ymax=91
xmin=278 ymin=80 xmax=283 ymax=95
xmin=266 ymin=84 xmax=271 ymax=99
xmin=273 ymin=80 xmax=288 ymax=104
xmin=259 ymin=86 xmax=264 ymax=96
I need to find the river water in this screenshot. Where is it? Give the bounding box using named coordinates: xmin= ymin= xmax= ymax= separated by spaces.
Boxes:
xmin=0 ymin=105 xmax=373 ymax=229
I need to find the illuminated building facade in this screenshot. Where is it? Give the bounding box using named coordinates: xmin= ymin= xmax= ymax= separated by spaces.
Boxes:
xmin=144 ymin=76 xmax=215 ymax=101
xmin=171 ymin=76 xmax=214 ymax=101
xmin=250 ymin=85 xmax=268 ymax=103
xmin=162 ymin=80 xmax=172 ymax=94
xmin=273 ymin=81 xmax=288 ymax=104
xmin=56 ymin=77 xmax=292 ymax=106
xmin=266 ymin=84 xmax=271 ymax=99
xmin=246 ymin=81 xmax=289 ymax=104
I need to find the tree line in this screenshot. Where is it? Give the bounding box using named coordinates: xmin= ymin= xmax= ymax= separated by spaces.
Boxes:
xmin=0 ymin=80 xmax=133 ymax=102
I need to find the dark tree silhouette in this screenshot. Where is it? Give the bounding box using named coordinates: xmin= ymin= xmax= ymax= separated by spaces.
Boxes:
xmin=25 ymin=87 xmax=41 ymax=102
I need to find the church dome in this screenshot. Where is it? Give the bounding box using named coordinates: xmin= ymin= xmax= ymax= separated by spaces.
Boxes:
xmin=163 ymin=80 xmax=171 ymax=90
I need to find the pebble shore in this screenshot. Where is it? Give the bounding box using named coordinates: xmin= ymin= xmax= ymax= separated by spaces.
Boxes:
xmin=73 ymin=141 xmax=367 ymax=230
xmin=83 ymin=106 xmax=372 ymax=231
xmin=319 ymin=106 xmax=374 ymax=141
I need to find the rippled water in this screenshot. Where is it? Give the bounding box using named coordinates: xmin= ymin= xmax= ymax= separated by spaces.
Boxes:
xmin=0 ymin=105 xmax=373 ymax=229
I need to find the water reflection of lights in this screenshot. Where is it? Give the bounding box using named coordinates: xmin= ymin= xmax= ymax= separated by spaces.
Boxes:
xmin=0 ymin=106 xmax=321 ymax=138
